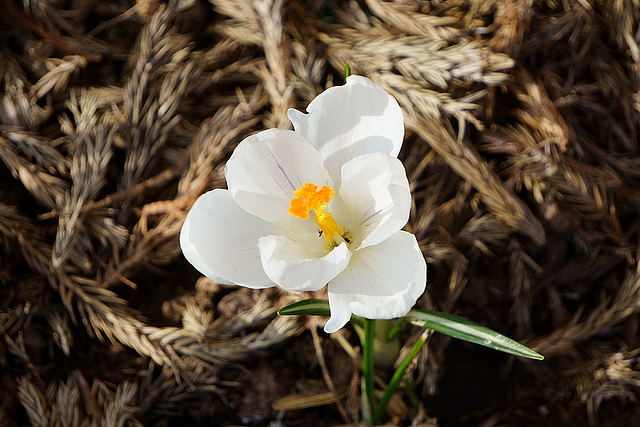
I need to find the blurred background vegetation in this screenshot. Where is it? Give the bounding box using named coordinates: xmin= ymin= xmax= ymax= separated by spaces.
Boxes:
xmin=1 ymin=0 xmax=640 ymax=425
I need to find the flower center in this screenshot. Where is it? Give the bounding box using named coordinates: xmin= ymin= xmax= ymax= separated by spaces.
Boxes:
xmin=289 ymin=183 xmax=350 ymax=245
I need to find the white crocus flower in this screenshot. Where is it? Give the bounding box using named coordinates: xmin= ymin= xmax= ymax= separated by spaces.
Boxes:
xmin=180 ymin=75 xmax=426 ymax=333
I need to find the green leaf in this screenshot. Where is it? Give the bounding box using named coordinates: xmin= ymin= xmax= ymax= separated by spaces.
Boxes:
xmin=343 ymin=62 xmax=351 ymax=82
xmin=277 ymin=299 xmax=331 ymax=317
xmin=277 ymin=299 xmax=366 ymax=328
xmin=408 ymin=309 xmax=544 ymax=360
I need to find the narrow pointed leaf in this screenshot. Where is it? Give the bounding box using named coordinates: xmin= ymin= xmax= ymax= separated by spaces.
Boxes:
xmin=277 ymin=299 xmax=365 ymax=328
xmin=277 ymin=299 xmax=331 ymax=317
xmin=409 ymin=309 xmax=544 ymax=360
xmin=344 ymin=62 xmax=351 ymax=81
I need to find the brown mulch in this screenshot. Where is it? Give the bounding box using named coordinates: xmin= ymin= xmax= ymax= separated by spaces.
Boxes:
xmin=1 ymin=0 xmax=640 ymax=425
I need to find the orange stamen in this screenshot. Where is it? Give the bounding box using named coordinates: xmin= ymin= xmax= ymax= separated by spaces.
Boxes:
xmin=288 ymin=183 xmax=335 ymax=219
xmin=289 ymin=183 xmax=349 ymax=245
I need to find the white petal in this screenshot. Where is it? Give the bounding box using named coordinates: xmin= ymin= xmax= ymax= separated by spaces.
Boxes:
xmin=288 ymin=75 xmax=404 ymax=185
xmin=324 ymin=231 xmax=426 ymax=333
xmin=258 ymin=235 xmax=351 ymax=292
xmin=180 ymin=189 xmax=284 ymax=289
xmin=339 ymin=153 xmax=411 ymax=249
xmin=226 ymin=129 xmax=332 ymax=232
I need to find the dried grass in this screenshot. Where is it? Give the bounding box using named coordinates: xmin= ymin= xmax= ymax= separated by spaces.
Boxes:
xmin=1 ymin=0 xmax=640 ymax=425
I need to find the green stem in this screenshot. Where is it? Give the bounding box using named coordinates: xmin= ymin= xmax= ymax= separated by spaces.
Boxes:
xmin=404 ymin=380 xmax=420 ymax=409
xmin=386 ymin=318 xmax=407 ymax=341
xmin=362 ymin=318 xmax=376 ymax=424
xmin=372 ymin=329 xmax=432 ymax=424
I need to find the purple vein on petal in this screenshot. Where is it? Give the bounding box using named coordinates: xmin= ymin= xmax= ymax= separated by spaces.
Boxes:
xmin=266 ymin=146 xmax=297 ymax=193
xmin=359 ymin=204 xmax=393 ymax=228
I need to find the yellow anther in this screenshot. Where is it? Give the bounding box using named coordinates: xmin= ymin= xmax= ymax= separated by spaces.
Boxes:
xmin=314 ymin=211 xmax=344 ymax=242
xmin=289 ymin=182 xmax=349 ymax=245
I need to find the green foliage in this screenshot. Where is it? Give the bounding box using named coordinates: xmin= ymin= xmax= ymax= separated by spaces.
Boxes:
xmin=409 ymin=309 xmax=544 ymax=360
xmin=278 ymin=299 xmax=543 ymax=360
xmin=278 ymin=299 xmax=331 ymax=317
